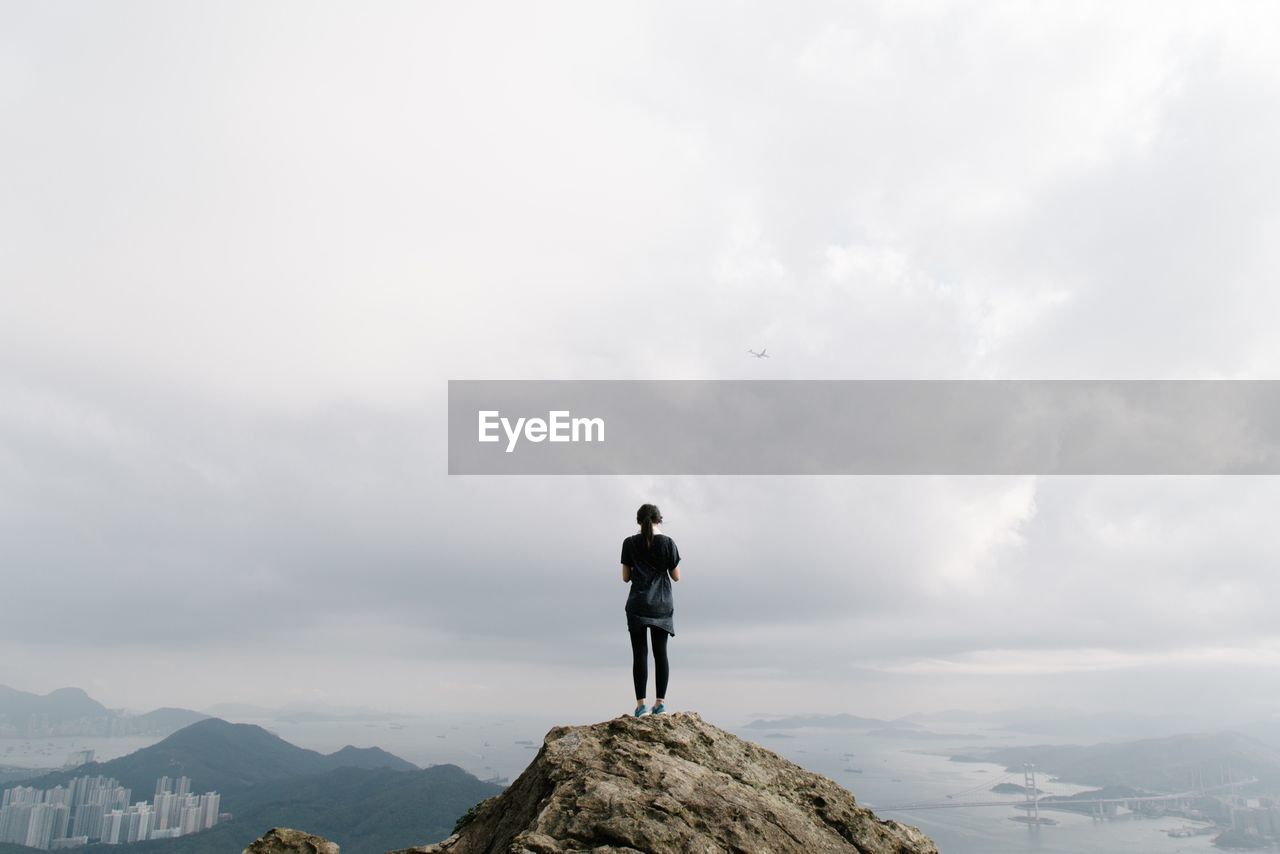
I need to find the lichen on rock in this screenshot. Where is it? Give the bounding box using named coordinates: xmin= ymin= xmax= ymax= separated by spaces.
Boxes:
xmin=244 ymin=826 xmax=341 ymax=854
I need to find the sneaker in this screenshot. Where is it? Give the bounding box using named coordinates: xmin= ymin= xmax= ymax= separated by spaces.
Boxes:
xmin=651 ymin=702 xmax=666 ymax=714
xmin=633 ymin=704 xmax=647 ymax=717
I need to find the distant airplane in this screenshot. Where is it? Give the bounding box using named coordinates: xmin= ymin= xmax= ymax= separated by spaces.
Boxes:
xmin=747 ymin=348 xmax=770 ymax=359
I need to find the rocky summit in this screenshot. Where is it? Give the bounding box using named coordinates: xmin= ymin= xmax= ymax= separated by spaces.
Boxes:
xmin=244 ymin=827 xmax=341 ymax=854
xmin=387 ymin=710 xmax=938 ymax=854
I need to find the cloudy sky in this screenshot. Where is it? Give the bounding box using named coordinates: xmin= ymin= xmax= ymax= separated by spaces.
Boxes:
xmin=4 ymin=1 xmax=1280 ymax=727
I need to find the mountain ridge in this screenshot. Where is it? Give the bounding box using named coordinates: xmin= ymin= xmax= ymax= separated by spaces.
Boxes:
xmin=11 ymin=717 xmax=419 ymax=796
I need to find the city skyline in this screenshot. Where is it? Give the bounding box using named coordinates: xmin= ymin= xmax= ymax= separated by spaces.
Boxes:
xmin=0 ymin=773 xmax=221 ymax=850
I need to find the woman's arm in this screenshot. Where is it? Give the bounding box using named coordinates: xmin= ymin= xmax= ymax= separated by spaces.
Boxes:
xmin=669 ymin=565 xmax=680 ymax=582
xmin=621 ymin=564 xmax=631 ymax=582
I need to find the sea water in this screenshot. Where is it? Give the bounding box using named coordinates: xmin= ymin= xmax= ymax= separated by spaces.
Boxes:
xmin=728 ymin=726 xmax=1232 ymax=854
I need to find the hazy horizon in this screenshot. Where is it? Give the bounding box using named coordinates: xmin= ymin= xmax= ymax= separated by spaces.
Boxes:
xmin=6 ymin=2 xmax=1280 ymax=729
xmin=19 ymin=684 xmax=1273 ymax=733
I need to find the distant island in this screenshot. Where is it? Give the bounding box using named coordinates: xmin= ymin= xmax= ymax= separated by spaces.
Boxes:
xmin=0 ymin=686 xmax=208 ymax=740
xmin=991 ymin=782 xmax=1041 ymax=795
xmin=741 ymin=713 xmax=892 ymax=730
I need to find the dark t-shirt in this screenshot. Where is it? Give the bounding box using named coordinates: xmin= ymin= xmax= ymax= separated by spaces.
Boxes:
xmin=621 ymin=532 xmax=680 ymax=636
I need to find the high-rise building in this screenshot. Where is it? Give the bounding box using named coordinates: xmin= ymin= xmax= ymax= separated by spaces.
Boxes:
xmin=62 ymin=749 xmax=95 ymax=770
xmin=179 ymin=802 xmax=202 ymax=835
xmin=200 ymin=792 xmax=221 ymax=829
xmin=152 ymin=775 xmax=195 ymax=832
xmin=71 ymin=802 xmax=104 ymax=840
xmin=25 ymin=803 xmax=71 ymax=850
xmin=99 ymin=810 xmax=123 ymax=845
xmin=0 ymin=803 xmax=35 ymax=845
xmin=153 ymin=791 xmax=175 ymax=830
xmin=2 ymin=785 xmax=40 ymax=809
xmin=126 ymin=802 xmax=154 ymax=844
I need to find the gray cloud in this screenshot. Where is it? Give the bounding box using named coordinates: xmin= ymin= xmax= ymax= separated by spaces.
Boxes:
xmin=3 ymin=1 xmax=1280 ymax=723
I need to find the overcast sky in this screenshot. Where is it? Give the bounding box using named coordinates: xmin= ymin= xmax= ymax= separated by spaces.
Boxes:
xmin=5 ymin=1 xmax=1280 ymax=727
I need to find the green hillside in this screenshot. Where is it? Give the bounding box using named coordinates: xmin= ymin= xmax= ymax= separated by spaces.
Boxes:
xmin=216 ymin=763 xmax=499 ymax=853
xmin=319 ymin=745 xmax=417 ymax=773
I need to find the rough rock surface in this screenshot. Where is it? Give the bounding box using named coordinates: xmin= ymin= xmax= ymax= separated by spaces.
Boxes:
xmin=244 ymin=827 xmax=341 ymax=854
xmin=390 ymin=711 xmax=937 ymax=854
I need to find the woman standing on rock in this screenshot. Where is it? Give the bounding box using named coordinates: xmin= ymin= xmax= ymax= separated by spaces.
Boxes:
xmin=621 ymin=503 xmax=681 ymax=717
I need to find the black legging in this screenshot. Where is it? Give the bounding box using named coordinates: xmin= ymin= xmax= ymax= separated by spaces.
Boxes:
xmin=628 ymin=624 xmax=670 ymax=701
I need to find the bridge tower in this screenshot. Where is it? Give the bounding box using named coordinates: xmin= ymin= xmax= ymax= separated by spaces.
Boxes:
xmin=1023 ymin=763 xmax=1039 ymax=823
